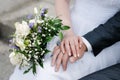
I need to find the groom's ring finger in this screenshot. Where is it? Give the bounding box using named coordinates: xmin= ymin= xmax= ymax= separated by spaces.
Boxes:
xmin=53 ymin=46 xmax=59 ymax=52
xmin=52 ymin=49 xmax=60 ymax=66
xmin=55 ymin=52 xmax=63 ymax=72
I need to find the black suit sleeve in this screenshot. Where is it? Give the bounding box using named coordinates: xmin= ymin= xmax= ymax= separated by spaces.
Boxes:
xmin=83 ymin=11 xmax=120 ymax=56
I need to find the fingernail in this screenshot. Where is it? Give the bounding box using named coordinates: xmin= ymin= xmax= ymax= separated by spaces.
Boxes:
xmin=55 ymin=68 xmax=58 ymax=72
xmin=74 ymin=54 xmax=77 ymax=57
xmin=69 ymin=53 xmax=71 ymax=56
xmin=78 ymin=54 xmax=80 ymax=57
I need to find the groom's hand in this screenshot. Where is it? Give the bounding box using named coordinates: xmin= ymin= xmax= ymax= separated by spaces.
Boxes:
xmin=69 ymin=42 xmax=87 ymax=63
xmin=52 ymin=46 xmax=69 ymax=72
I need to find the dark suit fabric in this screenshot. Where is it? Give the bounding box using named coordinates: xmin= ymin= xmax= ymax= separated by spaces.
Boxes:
xmin=84 ymin=11 xmax=120 ymax=56
xmin=79 ymin=63 xmax=120 ymax=80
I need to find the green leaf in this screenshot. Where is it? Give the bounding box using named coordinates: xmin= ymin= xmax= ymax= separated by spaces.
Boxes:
xmin=46 ymin=49 xmax=51 ymax=53
xmin=46 ymin=36 xmax=53 ymax=42
xmin=32 ymin=63 xmax=36 ymax=75
xmin=62 ymin=25 xmax=70 ymax=30
xmin=24 ymin=66 xmax=32 ymax=74
xmin=58 ymin=32 xmax=64 ymax=41
xmin=54 ymin=19 xmax=62 ymax=23
xmin=39 ymin=62 xmax=44 ymax=68
xmin=38 ymin=59 xmax=44 ymax=68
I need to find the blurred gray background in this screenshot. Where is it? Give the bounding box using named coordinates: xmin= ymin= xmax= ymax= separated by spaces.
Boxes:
xmin=0 ymin=0 xmax=55 ymax=80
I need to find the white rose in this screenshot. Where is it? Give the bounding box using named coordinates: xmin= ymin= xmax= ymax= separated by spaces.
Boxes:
xmin=15 ymin=21 xmax=30 ymax=37
xmin=9 ymin=52 xmax=29 ymax=66
xmin=15 ymin=38 xmax=25 ymax=51
xmin=9 ymin=52 xmax=23 ymax=65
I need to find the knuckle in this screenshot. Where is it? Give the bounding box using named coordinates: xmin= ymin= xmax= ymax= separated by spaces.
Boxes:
xmin=57 ymin=62 xmax=60 ymax=67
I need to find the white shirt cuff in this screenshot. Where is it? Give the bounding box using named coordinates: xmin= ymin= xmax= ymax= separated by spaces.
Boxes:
xmin=81 ymin=37 xmax=92 ymax=52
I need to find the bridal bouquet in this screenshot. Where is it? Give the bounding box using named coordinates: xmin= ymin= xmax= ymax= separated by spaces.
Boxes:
xmin=9 ymin=7 xmax=69 ymax=74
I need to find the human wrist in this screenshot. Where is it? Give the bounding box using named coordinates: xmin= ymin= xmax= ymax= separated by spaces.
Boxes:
xmin=81 ymin=37 xmax=92 ymax=52
xmin=83 ymin=42 xmax=87 ymax=52
xmin=63 ymin=28 xmax=74 ymax=36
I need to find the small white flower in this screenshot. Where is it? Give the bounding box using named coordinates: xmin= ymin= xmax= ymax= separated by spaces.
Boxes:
xmin=46 ymin=23 xmax=48 ymax=25
xmin=35 ymin=49 xmax=37 ymax=51
xmin=41 ymin=53 xmax=43 ymax=56
xmin=32 ymin=43 xmax=35 ymax=46
xmin=42 ymin=34 xmax=46 ymax=37
xmin=43 ymin=51 xmax=45 ymax=53
xmin=45 ymin=27 xmax=48 ymax=30
xmin=35 ymin=59 xmax=37 ymax=63
xmin=45 ymin=14 xmax=48 ymax=17
xmin=29 ymin=51 xmax=32 ymax=53
xmin=34 ymin=33 xmax=37 ymax=35
xmin=34 ymin=7 xmax=38 ymax=14
xmin=41 ymin=50 xmax=45 ymax=55
xmin=28 ymin=54 xmax=31 ymax=61
xmin=48 ymin=29 xmax=51 ymax=32
xmin=25 ymin=50 xmax=28 ymax=53
xmin=32 ymin=34 xmax=35 ymax=38
xmin=42 ymin=59 xmax=45 ymax=62
xmin=51 ymin=27 xmax=55 ymax=30
xmin=28 ymin=44 xmax=32 ymax=47
xmin=34 ymin=55 xmax=38 ymax=59
xmin=41 ymin=20 xmax=44 ymax=23
xmin=37 ymin=40 xmax=41 ymax=45
xmin=35 ymin=52 xmax=39 ymax=55
xmin=38 ymin=42 xmax=41 ymax=45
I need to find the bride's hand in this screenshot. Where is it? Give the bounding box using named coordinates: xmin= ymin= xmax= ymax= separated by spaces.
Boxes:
xmin=51 ymin=46 xmax=69 ymax=72
xmin=60 ymin=32 xmax=82 ymax=57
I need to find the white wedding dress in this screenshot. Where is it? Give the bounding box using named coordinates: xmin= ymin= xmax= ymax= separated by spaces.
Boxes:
xmin=9 ymin=0 xmax=120 ymax=80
